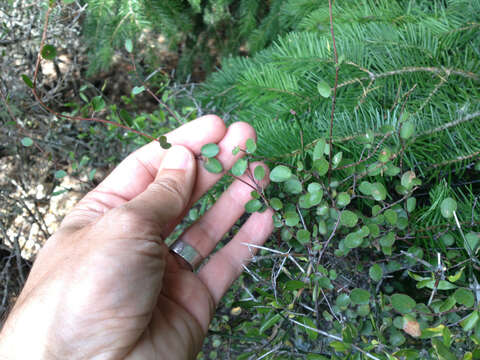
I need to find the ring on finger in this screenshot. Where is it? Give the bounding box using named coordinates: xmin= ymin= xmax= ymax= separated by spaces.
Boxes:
xmin=169 ymin=238 xmax=203 ymax=271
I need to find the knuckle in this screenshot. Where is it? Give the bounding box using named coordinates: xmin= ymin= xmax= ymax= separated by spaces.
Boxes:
xmin=107 ymin=204 xmax=150 ymax=233
xmin=151 ymin=176 xmax=188 ymax=211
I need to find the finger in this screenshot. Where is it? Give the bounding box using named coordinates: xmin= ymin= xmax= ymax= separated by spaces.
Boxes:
xmin=197 ymin=209 xmax=274 ymax=305
xmin=177 ymin=162 xmax=269 ymax=257
xmin=90 ymin=145 xmax=197 ymax=240
xmin=99 ymin=115 xmax=226 ymax=200
xmin=61 ymin=115 xmax=226 ymax=229
xmin=161 ymin=121 xmax=257 ymax=235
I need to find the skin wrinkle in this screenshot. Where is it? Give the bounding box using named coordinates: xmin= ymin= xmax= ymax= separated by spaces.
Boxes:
xmin=188 ymin=217 xmax=217 ymax=255
xmin=162 ymin=270 xmax=214 ymax=335
xmin=154 ymin=297 xmax=198 ymax=359
xmin=131 ymin=150 xmax=160 ymax=182
xmin=149 ymin=175 xmax=189 ymax=213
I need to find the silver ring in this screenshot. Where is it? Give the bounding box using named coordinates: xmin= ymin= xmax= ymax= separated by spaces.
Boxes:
xmin=169 ymin=239 xmax=203 ymax=271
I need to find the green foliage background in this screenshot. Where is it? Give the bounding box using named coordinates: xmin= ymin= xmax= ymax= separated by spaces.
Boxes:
xmin=198 ymin=1 xmax=480 ymax=359
xmin=80 ymin=0 xmax=275 ymax=79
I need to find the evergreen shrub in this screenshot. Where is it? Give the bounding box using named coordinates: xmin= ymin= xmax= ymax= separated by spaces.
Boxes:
xmin=197 ymin=0 xmax=480 ymax=358
xmin=78 ymin=0 xmax=275 ymax=79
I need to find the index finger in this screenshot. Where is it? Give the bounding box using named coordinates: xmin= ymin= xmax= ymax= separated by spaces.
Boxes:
xmin=61 ymin=115 xmax=226 ymax=229
xmin=97 ymin=115 xmax=227 ymax=200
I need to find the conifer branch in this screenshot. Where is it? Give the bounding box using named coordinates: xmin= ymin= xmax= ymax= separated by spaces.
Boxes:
xmin=416 ymin=75 xmax=448 ymax=113
xmin=430 ymin=149 xmax=480 ymax=169
xmin=336 ymin=66 xmax=479 ymax=90
xmin=418 ymin=112 xmax=480 ymax=138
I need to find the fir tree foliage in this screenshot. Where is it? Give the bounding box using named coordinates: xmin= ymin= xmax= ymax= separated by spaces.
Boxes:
xmin=202 ymin=0 xmax=480 ymax=176
xmin=80 ymin=0 xmax=272 ymax=78
xmin=198 ymin=2 xmax=480 ymax=357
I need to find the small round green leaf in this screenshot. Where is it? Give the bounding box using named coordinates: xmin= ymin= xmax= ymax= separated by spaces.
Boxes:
xmin=284 ymin=178 xmax=302 ymax=194
xmin=313 ymin=139 xmax=326 ymax=160
xmin=41 ymin=44 xmax=57 ymax=60
xmin=385 ymin=209 xmax=398 ymax=226
xmin=391 ymin=294 xmax=416 ymax=313
xmin=313 ymin=156 xmax=329 ymax=176
xmin=270 ymin=165 xmax=292 ymax=182
xmin=371 ymin=182 xmax=387 ymax=201
xmin=380 ymin=232 xmax=395 ymax=247
xmin=21 ymin=137 xmax=33 ymax=147
xmin=401 ymin=171 xmax=416 ymax=190
xmin=400 ymin=121 xmax=415 ymax=140
xmin=350 ymin=288 xmax=370 ymax=305
xmin=460 ymin=310 xmax=479 ymax=331
xmin=336 ymin=293 xmax=351 ymax=308
xmin=285 ymin=211 xmax=300 ymax=227
xmin=356 ymin=304 xmax=370 ymax=316
xmin=245 ymin=199 xmax=262 ymax=213
xmin=125 ymin=39 xmax=133 ymax=53
xmin=54 ymin=169 xmax=67 ymax=179
xmin=453 ymin=288 xmax=474 ymax=307
xmin=201 ymin=143 xmax=220 ymax=158
xmin=389 ymin=333 xmax=406 ymax=347
xmin=359 ymin=181 xmax=373 ymax=196
xmin=340 ymin=210 xmax=358 ymax=228
xmin=378 ymin=147 xmax=391 ymax=163
xmin=317 ymin=80 xmax=332 ymax=98
xmin=132 ymin=86 xmax=145 ymax=95
xmin=465 ymin=232 xmax=480 ymax=252
xmin=203 ymin=158 xmax=223 ymax=173
xmin=441 ymin=233 xmax=455 ymax=246
xmin=307 ymin=182 xmax=322 ymax=193
xmin=318 ymin=220 xmax=327 ymax=235
xmin=336 ymin=192 xmax=351 ymax=207
xmin=296 ymin=229 xmax=311 ymax=244
xmin=269 ymin=197 xmax=283 ymax=211
xmin=254 ymin=165 xmax=265 ymax=180
xmin=369 ymin=264 xmax=383 ymax=282
xmin=345 ymin=232 xmax=364 ymax=249
xmin=440 ymin=197 xmax=457 ymax=219
xmin=407 ymin=197 xmax=416 ymax=212
xmin=158 ymin=136 xmax=171 ymax=149
xmin=231 ymin=158 xmax=248 ymax=177
xmin=332 ymin=152 xmax=343 ymax=168
xmin=298 ymin=194 xmax=312 ymax=209
xmin=245 ymin=138 xmax=257 ymax=154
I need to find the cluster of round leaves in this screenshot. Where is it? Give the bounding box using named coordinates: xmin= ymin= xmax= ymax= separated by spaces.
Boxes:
xmin=197 ymin=129 xmax=479 ymax=359
xmin=201 ymin=139 xmax=268 ymax=213
xmin=251 ymin=136 xmax=435 ymax=345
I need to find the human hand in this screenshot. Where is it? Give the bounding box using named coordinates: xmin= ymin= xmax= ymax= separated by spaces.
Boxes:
xmin=0 ymin=115 xmax=274 ymax=360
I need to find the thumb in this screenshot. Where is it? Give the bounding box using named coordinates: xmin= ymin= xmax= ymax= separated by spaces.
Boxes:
xmin=120 ymin=145 xmax=196 ymax=231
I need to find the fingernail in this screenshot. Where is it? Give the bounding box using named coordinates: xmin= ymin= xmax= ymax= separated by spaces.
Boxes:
xmin=162 ymin=146 xmax=192 ymax=170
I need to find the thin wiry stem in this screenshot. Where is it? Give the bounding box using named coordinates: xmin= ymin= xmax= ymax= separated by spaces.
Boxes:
xmin=327 ymin=0 xmax=339 ymax=183
xmin=289 ymin=319 xmax=381 ymax=360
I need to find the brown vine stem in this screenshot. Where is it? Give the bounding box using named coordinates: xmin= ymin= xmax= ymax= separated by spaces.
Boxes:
xmin=327 ymin=0 xmax=339 ymax=184
xmin=31 ymin=4 xmax=156 ymax=142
